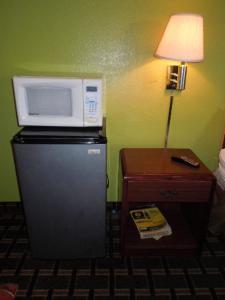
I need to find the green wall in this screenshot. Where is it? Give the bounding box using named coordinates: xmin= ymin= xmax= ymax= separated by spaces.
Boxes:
xmin=0 ymin=0 xmax=224 ymax=202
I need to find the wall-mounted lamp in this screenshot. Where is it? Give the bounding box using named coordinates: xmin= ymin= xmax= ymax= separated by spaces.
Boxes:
xmin=155 ymin=13 xmax=204 ymax=147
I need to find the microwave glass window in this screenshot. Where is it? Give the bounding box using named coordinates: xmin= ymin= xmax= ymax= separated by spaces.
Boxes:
xmin=26 ymin=87 xmax=73 ymax=116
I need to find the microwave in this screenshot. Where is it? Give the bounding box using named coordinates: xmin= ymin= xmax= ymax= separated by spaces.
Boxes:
xmin=12 ymin=76 xmax=103 ymax=127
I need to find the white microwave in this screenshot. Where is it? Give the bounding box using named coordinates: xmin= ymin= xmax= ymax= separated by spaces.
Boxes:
xmin=12 ymin=76 xmax=103 ymax=127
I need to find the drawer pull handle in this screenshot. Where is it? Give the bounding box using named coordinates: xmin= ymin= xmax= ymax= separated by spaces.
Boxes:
xmin=160 ymin=190 xmax=177 ymax=198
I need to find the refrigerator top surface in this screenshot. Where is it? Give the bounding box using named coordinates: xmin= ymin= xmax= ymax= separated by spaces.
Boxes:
xmin=12 ymin=126 xmax=107 ymax=144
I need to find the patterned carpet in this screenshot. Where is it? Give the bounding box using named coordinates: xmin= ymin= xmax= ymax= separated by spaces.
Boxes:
xmin=0 ymin=203 xmax=225 ymax=299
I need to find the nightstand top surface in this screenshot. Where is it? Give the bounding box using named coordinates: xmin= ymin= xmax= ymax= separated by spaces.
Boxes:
xmin=120 ymin=148 xmax=213 ymax=179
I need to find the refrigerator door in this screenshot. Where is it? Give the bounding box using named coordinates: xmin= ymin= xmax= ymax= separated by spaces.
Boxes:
xmin=13 ymin=141 xmax=106 ymax=259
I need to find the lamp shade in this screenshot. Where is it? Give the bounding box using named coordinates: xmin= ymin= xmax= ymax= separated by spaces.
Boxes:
xmin=155 ymin=13 xmax=204 ymax=62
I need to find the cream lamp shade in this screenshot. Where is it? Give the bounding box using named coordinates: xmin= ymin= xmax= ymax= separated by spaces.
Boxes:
xmin=155 ymin=13 xmax=204 ymax=62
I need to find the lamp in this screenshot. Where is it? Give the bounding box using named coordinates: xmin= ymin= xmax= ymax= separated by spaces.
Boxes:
xmin=155 ymin=13 xmax=204 ymax=147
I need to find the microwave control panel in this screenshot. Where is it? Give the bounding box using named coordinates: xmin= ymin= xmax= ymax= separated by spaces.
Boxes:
xmin=83 ymin=80 xmax=102 ymax=126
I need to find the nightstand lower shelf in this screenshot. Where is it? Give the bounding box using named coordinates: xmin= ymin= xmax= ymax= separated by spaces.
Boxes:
xmin=122 ymin=204 xmax=199 ymax=256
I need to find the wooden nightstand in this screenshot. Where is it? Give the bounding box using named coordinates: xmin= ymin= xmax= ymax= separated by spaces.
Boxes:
xmin=119 ymin=148 xmax=216 ymax=256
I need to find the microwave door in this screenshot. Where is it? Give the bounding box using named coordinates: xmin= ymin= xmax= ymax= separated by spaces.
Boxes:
xmin=14 ymin=77 xmax=84 ymax=127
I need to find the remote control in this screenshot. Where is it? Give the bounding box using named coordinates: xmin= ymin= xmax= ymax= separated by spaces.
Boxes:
xmin=171 ymin=155 xmax=200 ymax=168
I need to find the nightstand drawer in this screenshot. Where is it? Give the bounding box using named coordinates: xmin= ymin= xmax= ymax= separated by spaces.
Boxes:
xmin=127 ymin=180 xmax=212 ymax=202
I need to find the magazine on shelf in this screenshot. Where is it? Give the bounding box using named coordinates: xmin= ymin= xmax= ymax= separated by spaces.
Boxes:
xmin=129 ymin=205 xmax=172 ymax=240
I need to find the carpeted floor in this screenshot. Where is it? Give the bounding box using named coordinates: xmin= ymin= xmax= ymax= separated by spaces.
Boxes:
xmin=0 ymin=203 xmax=225 ymax=299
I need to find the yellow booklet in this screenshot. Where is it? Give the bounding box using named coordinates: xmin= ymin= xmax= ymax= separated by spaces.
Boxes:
xmin=130 ymin=206 xmax=166 ymax=233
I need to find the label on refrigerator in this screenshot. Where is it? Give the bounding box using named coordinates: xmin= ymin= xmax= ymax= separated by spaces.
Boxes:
xmin=88 ymin=149 xmax=101 ymax=155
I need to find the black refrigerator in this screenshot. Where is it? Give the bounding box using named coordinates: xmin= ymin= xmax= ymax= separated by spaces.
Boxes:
xmin=12 ymin=127 xmax=107 ymax=259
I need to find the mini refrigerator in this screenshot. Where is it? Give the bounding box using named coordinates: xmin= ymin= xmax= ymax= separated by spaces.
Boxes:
xmin=12 ymin=127 xmax=107 ymax=259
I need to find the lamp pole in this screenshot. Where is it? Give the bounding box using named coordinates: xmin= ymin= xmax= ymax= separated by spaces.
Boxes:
xmin=164 ymin=95 xmax=174 ymax=148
